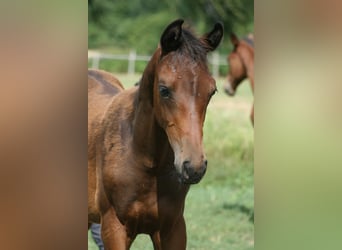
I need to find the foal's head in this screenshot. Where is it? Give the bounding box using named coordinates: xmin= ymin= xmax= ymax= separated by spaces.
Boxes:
xmin=151 ymin=20 xmax=223 ymax=184
xmin=224 ymin=33 xmax=250 ymax=96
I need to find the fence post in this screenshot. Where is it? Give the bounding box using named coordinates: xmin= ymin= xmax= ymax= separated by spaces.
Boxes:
xmin=128 ymin=50 xmax=136 ymax=75
xmin=92 ymin=53 xmax=100 ymax=69
xmin=211 ymin=52 xmax=219 ymax=78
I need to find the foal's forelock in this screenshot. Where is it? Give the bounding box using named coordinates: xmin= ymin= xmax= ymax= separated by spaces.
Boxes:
xmin=164 ymin=28 xmax=209 ymax=62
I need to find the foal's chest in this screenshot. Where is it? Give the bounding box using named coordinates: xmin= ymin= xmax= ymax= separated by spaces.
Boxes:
xmin=125 ymin=197 xmax=160 ymax=233
xmin=108 ymin=166 xmax=186 ymax=234
xmin=115 ymin=184 xmax=182 ymax=235
xmin=111 ymin=185 xmax=164 ymax=235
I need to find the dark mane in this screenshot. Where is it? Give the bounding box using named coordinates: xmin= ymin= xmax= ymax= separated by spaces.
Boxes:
xmin=177 ymin=28 xmax=208 ymax=63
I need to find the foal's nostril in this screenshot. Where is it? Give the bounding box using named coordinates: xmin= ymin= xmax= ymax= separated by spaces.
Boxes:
xmin=182 ymin=160 xmax=207 ymax=182
xmin=182 ymin=161 xmax=192 ymax=179
xmin=224 ymin=84 xmax=235 ymax=96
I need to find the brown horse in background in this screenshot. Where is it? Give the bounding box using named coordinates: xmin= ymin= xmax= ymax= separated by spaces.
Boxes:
xmin=223 ymin=33 xmax=254 ymax=125
xmin=88 ymin=19 xmax=223 ymax=249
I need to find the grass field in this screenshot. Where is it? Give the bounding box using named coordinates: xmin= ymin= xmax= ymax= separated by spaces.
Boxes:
xmin=88 ymin=73 xmax=254 ymax=250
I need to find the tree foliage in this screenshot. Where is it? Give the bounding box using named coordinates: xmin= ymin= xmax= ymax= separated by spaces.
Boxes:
xmin=88 ymin=0 xmax=254 ymax=54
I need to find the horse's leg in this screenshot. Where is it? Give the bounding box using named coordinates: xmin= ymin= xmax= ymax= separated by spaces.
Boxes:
xmin=101 ymin=207 xmax=129 ymax=250
xmin=150 ymin=231 xmax=161 ymax=250
xmin=160 ymin=216 xmax=186 ymax=250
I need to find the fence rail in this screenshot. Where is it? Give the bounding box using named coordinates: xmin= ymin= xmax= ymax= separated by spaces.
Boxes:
xmin=88 ymin=50 xmax=228 ymax=77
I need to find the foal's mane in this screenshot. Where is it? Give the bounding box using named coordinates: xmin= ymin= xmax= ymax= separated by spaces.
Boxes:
xmin=170 ymin=27 xmax=209 ymax=63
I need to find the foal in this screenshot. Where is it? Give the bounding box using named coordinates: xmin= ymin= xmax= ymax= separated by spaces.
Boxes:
xmin=224 ymin=33 xmax=254 ymax=125
xmin=88 ymin=19 xmax=223 ymax=249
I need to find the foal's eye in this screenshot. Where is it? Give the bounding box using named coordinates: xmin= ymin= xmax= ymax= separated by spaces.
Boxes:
xmin=159 ymin=86 xmax=171 ymax=99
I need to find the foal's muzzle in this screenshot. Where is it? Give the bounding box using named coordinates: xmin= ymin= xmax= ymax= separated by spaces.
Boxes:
xmin=224 ymin=82 xmax=235 ymax=96
xmin=180 ymin=160 xmax=207 ymax=184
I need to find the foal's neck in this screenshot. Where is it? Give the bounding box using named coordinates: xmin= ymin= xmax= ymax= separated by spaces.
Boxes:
xmin=132 ymin=50 xmax=174 ymax=169
xmin=239 ymin=45 xmax=254 ymax=93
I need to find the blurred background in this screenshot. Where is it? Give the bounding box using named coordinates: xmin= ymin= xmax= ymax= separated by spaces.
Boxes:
xmin=88 ymin=1 xmax=254 ymax=249
xmin=88 ymin=0 xmax=254 ymax=76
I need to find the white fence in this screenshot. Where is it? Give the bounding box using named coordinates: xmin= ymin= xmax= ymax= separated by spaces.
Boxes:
xmin=88 ymin=50 xmax=228 ymax=78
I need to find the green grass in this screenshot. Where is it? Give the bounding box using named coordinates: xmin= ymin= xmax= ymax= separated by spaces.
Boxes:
xmin=88 ymin=73 xmax=254 ymax=249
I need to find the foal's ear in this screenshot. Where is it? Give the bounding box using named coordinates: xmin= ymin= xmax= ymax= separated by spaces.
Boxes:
xmin=160 ymin=19 xmax=184 ymax=54
xmin=202 ymin=22 xmax=224 ymax=52
xmin=230 ymin=33 xmax=239 ymax=47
